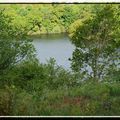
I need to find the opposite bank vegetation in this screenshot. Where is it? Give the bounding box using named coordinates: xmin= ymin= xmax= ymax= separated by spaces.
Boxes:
xmin=0 ymin=4 xmax=120 ymax=116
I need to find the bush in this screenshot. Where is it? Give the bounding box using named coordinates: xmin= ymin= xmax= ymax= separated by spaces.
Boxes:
xmin=0 ymin=86 xmax=17 ymax=115
xmin=1 ymin=58 xmax=77 ymax=92
xmin=0 ymin=59 xmax=120 ymax=116
xmin=106 ymin=83 xmax=120 ymax=96
xmin=0 ymin=88 xmax=12 ymax=115
xmin=12 ymin=90 xmax=36 ymax=115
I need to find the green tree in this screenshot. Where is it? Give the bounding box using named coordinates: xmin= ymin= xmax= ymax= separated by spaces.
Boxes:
xmin=0 ymin=9 xmax=35 ymax=74
xmin=69 ymin=5 xmax=120 ymax=80
xmin=59 ymin=5 xmax=76 ymax=30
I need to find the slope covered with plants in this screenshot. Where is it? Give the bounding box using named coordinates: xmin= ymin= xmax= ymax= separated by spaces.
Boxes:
xmin=0 ymin=4 xmax=120 ymax=116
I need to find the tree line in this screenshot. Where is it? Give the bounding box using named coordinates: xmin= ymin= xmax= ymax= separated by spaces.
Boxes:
xmin=0 ymin=4 xmax=120 ymax=116
xmin=0 ymin=4 xmax=93 ymax=35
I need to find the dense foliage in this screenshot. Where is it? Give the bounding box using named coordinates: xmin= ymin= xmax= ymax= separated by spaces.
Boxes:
xmin=69 ymin=5 xmax=120 ymax=80
xmin=0 ymin=59 xmax=120 ymax=116
xmin=0 ymin=10 xmax=36 ymax=77
xmin=0 ymin=4 xmax=93 ymax=35
xmin=0 ymin=4 xmax=120 ymax=116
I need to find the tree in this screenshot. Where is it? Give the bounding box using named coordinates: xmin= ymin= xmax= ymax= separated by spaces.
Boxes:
xmin=0 ymin=9 xmax=35 ymax=74
xmin=69 ymin=5 xmax=120 ymax=80
xmin=58 ymin=5 xmax=77 ymax=30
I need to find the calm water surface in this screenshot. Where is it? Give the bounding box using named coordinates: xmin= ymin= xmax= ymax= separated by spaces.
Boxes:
xmin=32 ymin=34 xmax=75 ymax=69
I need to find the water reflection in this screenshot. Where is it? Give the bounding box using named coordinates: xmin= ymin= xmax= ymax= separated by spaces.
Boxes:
xmin=32 ymin=34 xmax=75 ymax=69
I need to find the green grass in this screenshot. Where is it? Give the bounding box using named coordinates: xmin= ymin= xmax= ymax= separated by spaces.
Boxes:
xmin=0 ymin=82 xmax=120 ymax=116
xmin=0 ymin=59 xmax=120 ymax=116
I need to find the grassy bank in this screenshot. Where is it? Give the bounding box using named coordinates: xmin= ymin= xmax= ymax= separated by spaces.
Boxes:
xmin=0 ymin=4 xmax=120 ymax=116
xmin=1 ymin=81 xmax=120 ymax=116
xmin=0 ymin=59 xmax=120 ymax=116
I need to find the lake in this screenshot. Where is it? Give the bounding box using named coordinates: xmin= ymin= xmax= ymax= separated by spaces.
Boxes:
xmin=32 ymin=33 xmax=75 ymax=69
